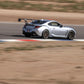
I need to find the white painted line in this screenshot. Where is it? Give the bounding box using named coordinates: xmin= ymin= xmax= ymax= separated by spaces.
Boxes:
xmin=42 ymin=39 xmax=84 ymax=41
xmin=32 ymin=39 xmax=57 ymax=41
xmin=0 ymin=39 xmax=22 ymax=42
xmin=0 ymin=39 xmax=84 ymax=42
xmin=1 ymin=39 xmax=19 ymax=42
xmin=32 ymin=39 xmax=84 ymax=41
xmin=74 ymin=39 xmax=84 ymax=41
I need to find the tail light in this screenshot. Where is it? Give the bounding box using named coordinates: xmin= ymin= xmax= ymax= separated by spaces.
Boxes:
xmin=24 ymin=23 xmax=28 ymax=28
xmin=24 ymin=24 xmax=27 ymax=28
xmin=35 ymin=26 xmax=41 ymax=29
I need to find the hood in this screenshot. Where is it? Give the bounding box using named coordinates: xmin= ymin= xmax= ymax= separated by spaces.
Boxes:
xmin=62 ymin=26 xmax=75 ymax=30
xmin=62 ymin=26 xmax=76 ymax=33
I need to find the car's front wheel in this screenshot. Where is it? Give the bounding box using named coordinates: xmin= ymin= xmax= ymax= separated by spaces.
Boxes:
xmin=67 ymin=31 xmax=75 ymax=40
xmin=42 ymin=30 xmax=49 ymax=39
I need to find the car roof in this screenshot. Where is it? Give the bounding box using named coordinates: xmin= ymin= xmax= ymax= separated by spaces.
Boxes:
xmin=41 ymin=19 xmax=58 ymax=22
xmin=39 ymin=19 xmax=55 ymax=22
xmin=31 ymin=19 xmax=50 ymax=24
xmin=34 ymin=19 xmax=50 ymax=22
xmin=31 ymin=19 xmax=58 ymax=25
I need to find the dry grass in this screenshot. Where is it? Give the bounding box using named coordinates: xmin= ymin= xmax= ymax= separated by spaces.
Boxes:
xmin=0 ymin=0 xmax=84 ymax=13
xmin=0 ymin=41 xmax=84 ymax=52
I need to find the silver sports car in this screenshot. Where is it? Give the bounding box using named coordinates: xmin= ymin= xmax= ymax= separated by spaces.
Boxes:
xmin=18 ymin=18 xmax=76 ymax=40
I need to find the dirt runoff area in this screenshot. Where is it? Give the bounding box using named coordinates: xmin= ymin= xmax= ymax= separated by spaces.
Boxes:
xmin=0 ymin=9 xmax=84 ymax=25
xmin=0 ymin=41 xmax=84 ymax=84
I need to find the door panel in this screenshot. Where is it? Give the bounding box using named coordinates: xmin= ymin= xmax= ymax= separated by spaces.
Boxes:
xmin=48 ymin=22 xmax=67 ymax=37
xmin=54 ymin=27 xmax=67 ymax=36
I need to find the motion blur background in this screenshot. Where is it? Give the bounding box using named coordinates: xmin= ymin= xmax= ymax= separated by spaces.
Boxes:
xmin=0 ymin=1 xmax=84 ymax=84
xmin=0 ymin=0 xmax=84 ymax=24
xmin=0 ymin=0 xmax=84 ymax=13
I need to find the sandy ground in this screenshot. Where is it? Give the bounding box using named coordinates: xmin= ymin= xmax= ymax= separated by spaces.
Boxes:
xmin=0 ymin=9 xmax=84 ymax=25
xmin=0 ymin=41 xmax=84 ymax=84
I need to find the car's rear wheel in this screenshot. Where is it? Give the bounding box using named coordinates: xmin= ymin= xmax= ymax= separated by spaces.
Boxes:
xmin=42 ymin=30 xmax=49 ymax=39
xmin=67 ymin=31 xmax=75 ymax=40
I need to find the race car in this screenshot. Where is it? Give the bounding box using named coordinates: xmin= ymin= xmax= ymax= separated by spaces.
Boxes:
xmin=18 ymin=18 xmax=76 ymax=40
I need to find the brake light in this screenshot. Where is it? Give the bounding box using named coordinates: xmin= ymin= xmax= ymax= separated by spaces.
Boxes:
xmin=35 ymin=26 xmax=41 ymax=28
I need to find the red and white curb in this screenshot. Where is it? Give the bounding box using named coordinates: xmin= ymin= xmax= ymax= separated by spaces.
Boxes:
xmin=0 ymin=39 xmax=84 ymax=42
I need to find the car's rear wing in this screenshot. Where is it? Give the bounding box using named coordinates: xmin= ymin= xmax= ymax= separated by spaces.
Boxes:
xmin=18 ymin=18 xmax=36 ymax=23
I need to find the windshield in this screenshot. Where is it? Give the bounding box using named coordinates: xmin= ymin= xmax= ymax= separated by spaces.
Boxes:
xmin=31 ymin=20 xmax=47 ymax=24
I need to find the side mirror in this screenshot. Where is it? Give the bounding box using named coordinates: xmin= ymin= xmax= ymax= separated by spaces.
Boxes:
xmin=18 ymin=18 xmax=21 ymax=22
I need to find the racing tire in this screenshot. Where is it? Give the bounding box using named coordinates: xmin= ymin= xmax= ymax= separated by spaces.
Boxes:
xmin=24 ymin=33 xmax=31 ymax=37
xmin=67 ymin=31 xmax=75 ymax=40
xmin=42 ymin=30 xmax=49 ymax=39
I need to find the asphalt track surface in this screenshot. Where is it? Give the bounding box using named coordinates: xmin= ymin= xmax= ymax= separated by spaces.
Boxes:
xmin=0 ymin=22 xmax=84 ymax=39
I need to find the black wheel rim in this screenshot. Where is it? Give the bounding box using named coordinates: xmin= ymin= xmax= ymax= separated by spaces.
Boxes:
xmin=69 ymin=32 xmax=75 ymax=40
xmin=43 ymin=31 xmax=49 ymax=39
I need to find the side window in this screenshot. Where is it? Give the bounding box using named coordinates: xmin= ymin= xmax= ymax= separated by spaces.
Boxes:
xmin=48 ymin=22 xmax=60 ymax=26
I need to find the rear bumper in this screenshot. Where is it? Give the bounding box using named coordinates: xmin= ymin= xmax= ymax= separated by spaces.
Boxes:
xmin=23 ymin=31 xmax=38 ymax=36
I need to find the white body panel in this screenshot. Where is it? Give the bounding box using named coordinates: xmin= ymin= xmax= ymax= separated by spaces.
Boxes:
xmin=23 ymin=20 xmax=76 ymax=39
